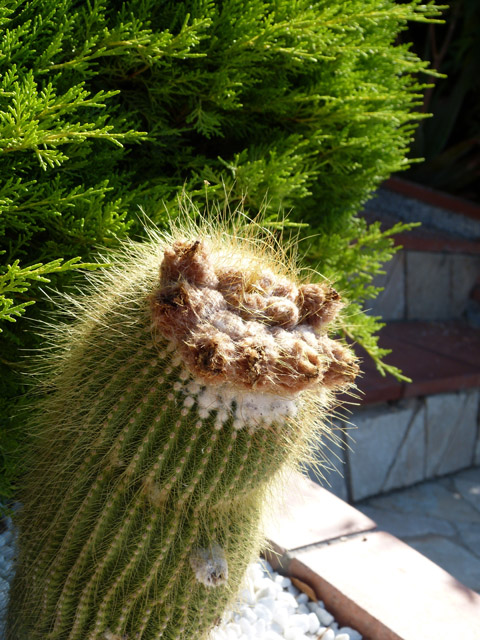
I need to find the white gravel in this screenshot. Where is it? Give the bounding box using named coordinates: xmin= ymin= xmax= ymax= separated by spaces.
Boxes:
xmin=210 ymin=560 xmax=362 ymax=640
xmin=0 ymin=515 xmax=362 ymax=640
xmin=0 ymin=514 xmax=17 ymax=638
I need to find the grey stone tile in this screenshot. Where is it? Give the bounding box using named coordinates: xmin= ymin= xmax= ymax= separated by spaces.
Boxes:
xmin=425 ymin=392 xmax=476 ymax=477
xmin=382 ymin=402 xmax=425 ymax=492
xmin=406 ymin=251 xmax=450 ymax=320
xmin=358 ymin=505 xmax=455 ymax=538
xmin=347 ymin=404 xmax=413 ymax=501
xmin=406 ymin=535 xmax=480 ymax=592
xmin=315 ymin=465 xmax=348 ymax=502
xmin=454 ymin=467 xmax=480 ymax=485
xmin=456 ymin=521 xmax=480 ymax=561
xmin=435 ymin=391 xmax=479 ymax=476
xmin=305 ymin=423 xmax=348 ymax=501
xmin=449 ymin=255 xmax=480 ymax=317
xmin=454 ymin=468 xmax=480 ymax=513
xmin=364 ymin=480 xmax=480 ymax=524
xmin=367 ymin=252 xmax=405 ymax=321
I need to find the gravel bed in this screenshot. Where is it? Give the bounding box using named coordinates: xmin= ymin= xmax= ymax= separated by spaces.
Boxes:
xmin=0 ymin=515 xmax=362 ymax=640
xmin=210 ymin=560 xmax=362 ymax=640
xmin=0 ymin=514 xmax=17 ymax=639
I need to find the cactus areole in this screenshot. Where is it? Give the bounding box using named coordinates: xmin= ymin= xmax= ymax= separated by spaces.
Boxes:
xmin=6 ymin=221 xmax=358 ymax=640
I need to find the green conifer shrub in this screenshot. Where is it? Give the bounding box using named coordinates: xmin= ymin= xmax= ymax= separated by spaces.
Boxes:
xmin=1 ymin=1 xmax=442 ymax=493
xmin=6 ymin=211 xmax=358 ymax=639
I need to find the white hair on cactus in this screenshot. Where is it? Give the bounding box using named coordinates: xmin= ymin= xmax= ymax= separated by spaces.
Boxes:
xmin=190 ymin=544 xmax=228 ymax=587
xmin=179 ymin=369 xmax=299 ymax=430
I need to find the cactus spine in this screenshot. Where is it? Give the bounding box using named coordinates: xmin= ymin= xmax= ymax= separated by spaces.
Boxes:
xmin=6 ymin=213 xmax=358 ymax=640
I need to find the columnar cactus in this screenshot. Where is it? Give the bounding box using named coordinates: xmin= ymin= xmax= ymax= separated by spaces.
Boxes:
xmin=6 ymin=216 xmax=358 ymax=640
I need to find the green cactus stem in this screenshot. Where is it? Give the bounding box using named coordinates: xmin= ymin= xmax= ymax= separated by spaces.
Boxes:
xmin=6 ymin=215 xmax=358 ymax=640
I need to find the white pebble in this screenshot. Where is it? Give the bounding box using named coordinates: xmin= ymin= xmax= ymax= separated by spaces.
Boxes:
xmin=317 ymin=608 xmax=335 ymax=626
xmin=276 ymin=591 xmax=298 ymax=609
xmin=253 ymin=603 xmax=272 ymax=623
xmin=238 ymin=587 xmax=256 ymax=606
xmin=338 ymin=629 xmax=362 ymax=640
xmin=264 ymin=631 xmax=284 ymax=640
xmin=284 ymin=628 xmax=308 ymax=640
xmin=0 ymin=531 xmax=12 ymax=548
xmin=239 ymin=617 xmax=253 ymax=637
xmin=287 ymin=613 xmax=310 ymax=633
xmin=239 ymin=606 xmax=257 ymax=625
xmin=271 ymin=605 xmax=289 ymax=631
xmin=0 ymin=547 xmax=15 ymax=562
xmin=257 ymin=582 xmax=280 ymax=599
xmin=257 ymin=596 xmax=276 ymax=611
xmin=253 ymin=618 xmax=267 ymax=636
xmin=275 ymin=575 xmax=291 ymax=588
xmin=308 ymin=612 xmax=320 ymax=634
xmin=270 ymin=622 xmax=284 ymax=635
xmin=320 ymin=630 xmax=335 ymax=640
xmin=296 ymin=592 xmax=309 ymax=604
xmin=226 ymin=623 xmax=242 ymax=637
xmin=335 ymin=634 xmax=351 ymax=640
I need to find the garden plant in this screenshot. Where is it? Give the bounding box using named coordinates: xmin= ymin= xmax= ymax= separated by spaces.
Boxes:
xmin=1 ymin=0 xmax=443 ymax=638
xmin=0 ymin=0 xmax=444 ymax=497
xmin=6 ymin=211 xmax=358 ymax=638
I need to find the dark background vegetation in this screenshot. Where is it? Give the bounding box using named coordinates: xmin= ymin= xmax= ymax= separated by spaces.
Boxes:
xmin=404 ymin=0 xmax=479 ymax=203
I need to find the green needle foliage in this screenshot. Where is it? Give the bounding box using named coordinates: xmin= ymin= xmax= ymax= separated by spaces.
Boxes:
xmin=0 ymin=0 xmax=443 ymax=497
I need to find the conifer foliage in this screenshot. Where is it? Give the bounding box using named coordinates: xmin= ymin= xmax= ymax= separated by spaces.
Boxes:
xmin=0 ymin=0 xmax=442 ymax=496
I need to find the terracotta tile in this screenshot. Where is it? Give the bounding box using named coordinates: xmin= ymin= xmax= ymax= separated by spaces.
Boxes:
xmin=349 ymin=352 xmax=403 ymax=406
xmin=381 ymin=321 xmax=480 ymax=369
xmin=352 ymin=322 xmax=480 ymax=405
xmin=283 ymin=531 xmax=480 ymax=640
xmin=385 ymin=176 xmax=480 ymax=222
xmin=264 ymin=471 xmax=376 ymax=554
xmin=395 ymin=229 xmax=480 ymax=254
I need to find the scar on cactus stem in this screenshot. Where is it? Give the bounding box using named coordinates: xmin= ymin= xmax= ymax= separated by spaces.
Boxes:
xmin=6 ymin=207 xmax=358 ymax=640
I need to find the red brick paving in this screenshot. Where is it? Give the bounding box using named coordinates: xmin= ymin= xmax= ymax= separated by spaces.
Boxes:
xmin=264 ymin=472 xmax=376 ymax=555
xmin=352 ymin=321 xmax=480 ymax=405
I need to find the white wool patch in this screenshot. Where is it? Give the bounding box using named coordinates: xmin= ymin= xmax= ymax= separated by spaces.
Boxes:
xmin=190 ymin=543 xmax=228 ymax=587
xmin=178 ymin=369 xmax=299 ymax=430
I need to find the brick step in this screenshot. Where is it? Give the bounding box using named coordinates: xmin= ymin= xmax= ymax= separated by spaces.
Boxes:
xmin=353 ymin=320 xmax=480 ymax=406
xmin=265 ymin=472 xmax=480 ymax=640
xmin=385 ymin=177 xmax=480 ymax=223
xmin=367 ymin=177 xmax=480 ymax=242
xmin=363 ymin=207 xmax=480 ymax=255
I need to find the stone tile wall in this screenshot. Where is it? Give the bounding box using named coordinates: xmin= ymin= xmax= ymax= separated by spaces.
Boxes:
xmin=312 ymin=389 xmax=480 ymax=503
xmin=368 ymin=249 xmax=480 ymax=321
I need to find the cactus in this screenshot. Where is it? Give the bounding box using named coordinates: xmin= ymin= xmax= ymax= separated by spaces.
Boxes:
xmin=6 ymin=212 xmax=358 ymax=640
